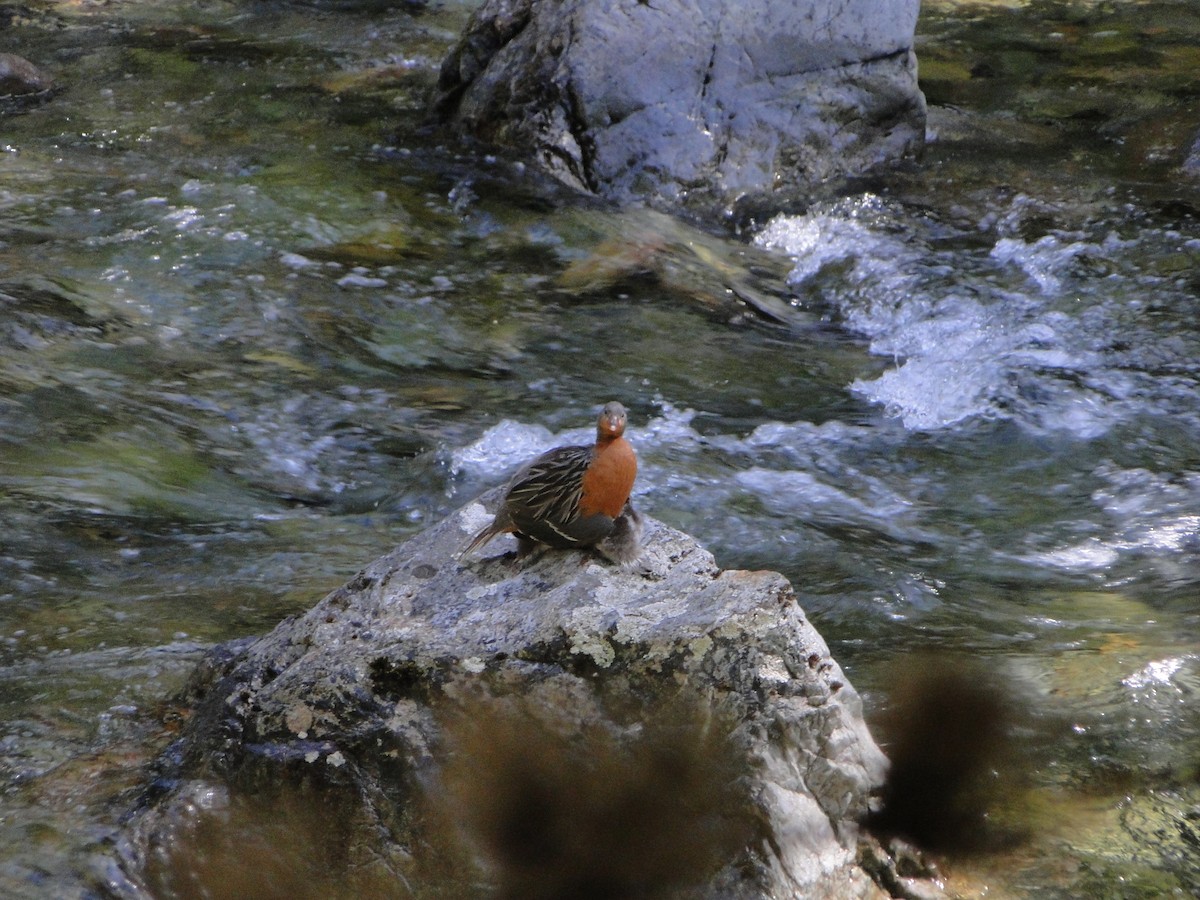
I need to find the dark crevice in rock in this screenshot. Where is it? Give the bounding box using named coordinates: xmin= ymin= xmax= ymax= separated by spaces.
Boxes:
xmin=700 ymin=41 xmax=718 ymax=100
xmin=369 ymin=656 xmax=439 ymax=703
xmin=559 ymin=22 xmax=598 ymax=192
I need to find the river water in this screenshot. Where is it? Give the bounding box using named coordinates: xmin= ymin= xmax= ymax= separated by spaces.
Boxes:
xmin=2 ymin=0 xmax=1199 ymax=896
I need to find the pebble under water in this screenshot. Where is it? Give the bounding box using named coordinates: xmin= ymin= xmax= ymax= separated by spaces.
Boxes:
xmin=2 ymin=0 xmax=1200 ymax=896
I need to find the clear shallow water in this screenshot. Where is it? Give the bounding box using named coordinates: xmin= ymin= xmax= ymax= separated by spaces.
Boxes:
xmin=3 ymin=0 xmax=1200 ymax=896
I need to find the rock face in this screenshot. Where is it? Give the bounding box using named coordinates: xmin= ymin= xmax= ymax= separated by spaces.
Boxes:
xmin=432 ymin=0 xmax=926 ymax=210
xmin=118 ymin=489 xmax=917 ymax=898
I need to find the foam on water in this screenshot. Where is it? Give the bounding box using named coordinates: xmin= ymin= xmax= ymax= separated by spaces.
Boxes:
xmin=753 ymin=193 xmax=1187 ymax=437
xmin=990 ymin=233 xmax=1106 ymax=295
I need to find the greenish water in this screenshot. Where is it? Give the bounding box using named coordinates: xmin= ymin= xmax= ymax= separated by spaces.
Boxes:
xmin=2 ymin=0 xmax=1200 ymax=896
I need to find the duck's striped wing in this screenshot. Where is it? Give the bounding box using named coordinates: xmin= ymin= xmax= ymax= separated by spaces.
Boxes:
xmin=505 ymin=444 xmax=592 ymax=528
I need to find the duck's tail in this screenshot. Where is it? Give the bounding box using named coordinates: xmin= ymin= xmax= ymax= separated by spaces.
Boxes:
xmin=459 ymin=506 xmax=517 ymax=559
xmin=460 ymin=524 xmax=500 ymax=558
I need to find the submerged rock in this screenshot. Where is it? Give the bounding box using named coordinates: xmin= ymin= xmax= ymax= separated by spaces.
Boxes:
xmin=0 ymin=53 xmax=55 ymax=113
xmin=431 ymin=0 xmax=926 ymax=212
xmin=0 ymin=53 xmax=52 ymax=96
xmin=116 ymin=488 xmax=929 ymax=898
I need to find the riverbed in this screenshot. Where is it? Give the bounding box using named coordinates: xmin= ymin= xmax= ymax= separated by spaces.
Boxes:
xmin=2 ymin=0 xmax=1199 ymax=896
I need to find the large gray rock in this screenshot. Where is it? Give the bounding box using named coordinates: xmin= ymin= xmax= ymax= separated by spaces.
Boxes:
xmin=116 ymin=489 xmax=931 ymax=898
xmin=432 ymin=0 xmax=925 ymax=210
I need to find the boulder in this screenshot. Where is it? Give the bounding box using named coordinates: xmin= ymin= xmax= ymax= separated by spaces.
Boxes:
xmin=431 ymin=0 xmax=926 ymax=211
xmin=0 ymin=53 xmax=53 ymax=96
xmin=116 ymin=488 xmax=931 ymax=898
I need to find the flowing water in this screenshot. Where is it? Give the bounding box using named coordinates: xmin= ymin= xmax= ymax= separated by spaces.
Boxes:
xmin=3 ymin=0 xmax=1200 ymax=896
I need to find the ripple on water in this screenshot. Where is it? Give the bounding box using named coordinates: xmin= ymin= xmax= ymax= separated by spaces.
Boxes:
xmin=1019 ymin=465 xmax=1200 ymax=586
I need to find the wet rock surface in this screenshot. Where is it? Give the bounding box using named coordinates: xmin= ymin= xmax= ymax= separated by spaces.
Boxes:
xmin=117 ymin=489 xmax=922 ymax=898
xmin=431 ymin=0 xmax=926 ymax=211
xmin=0 ymin=52 xmax=54 ymax=112
xmin=0 ymin=53 xmax=52 ymax=95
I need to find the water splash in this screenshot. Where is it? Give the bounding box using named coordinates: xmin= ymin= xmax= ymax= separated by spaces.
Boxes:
xmin=447 ymin=419 xmax=560 ymax=480
xmin=754 ymin=194 xmax=1196 ymax=438
xmin=1021 ymin=466 xmax=1200 ymax=580
xmin=448 ymin=402 xmax=705 ymax=484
